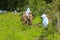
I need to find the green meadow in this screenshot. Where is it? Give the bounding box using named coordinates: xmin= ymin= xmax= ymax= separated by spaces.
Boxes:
xmin=0 ymin=12 xmax=60 ymax=40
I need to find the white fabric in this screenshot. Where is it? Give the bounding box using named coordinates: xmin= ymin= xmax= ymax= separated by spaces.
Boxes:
xmin=41 ymin=14 xmax=48 ymax=27
xmin=26 ymin=8 xmax=30 ymax=16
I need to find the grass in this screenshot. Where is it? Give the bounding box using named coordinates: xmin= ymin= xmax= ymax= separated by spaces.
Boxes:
xmin=0 ymin=12 xmax=60 ymax=40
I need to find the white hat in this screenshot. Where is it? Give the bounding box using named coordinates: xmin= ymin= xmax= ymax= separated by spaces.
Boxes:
xmin=41 ymin=14 xmax=46 ymax=17
xmin=26 ymin=8 xmax=30 ymax=14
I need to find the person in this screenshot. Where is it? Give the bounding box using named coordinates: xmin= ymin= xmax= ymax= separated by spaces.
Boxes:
xmin=41 ymin=14 xmax=48 ymax=27
xmin=22 ymin=8 xmax=32 ymax=26
xmin=25 ymin=8 xmax=31 ymax=18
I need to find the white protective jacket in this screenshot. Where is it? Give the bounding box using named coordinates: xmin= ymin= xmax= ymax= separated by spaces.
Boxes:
xmin=41 ymin=14 xmax=48 ymax=27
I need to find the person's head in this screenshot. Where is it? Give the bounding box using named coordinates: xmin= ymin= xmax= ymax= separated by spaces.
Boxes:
xmin=41 ymin=14 xmax=46 ymax=18
xmin=26 ymin=8 xmax=31 ymax=14
xmin=26 ymin=8 xmax=30 ymax=11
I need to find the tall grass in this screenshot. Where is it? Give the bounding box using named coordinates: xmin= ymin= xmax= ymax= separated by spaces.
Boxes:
xmin=0 ymin=13 xmax=60 ymax=40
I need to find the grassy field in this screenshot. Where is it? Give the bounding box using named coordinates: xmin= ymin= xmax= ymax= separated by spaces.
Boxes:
xmin=0 ymin=12 xmax=60 ymax=40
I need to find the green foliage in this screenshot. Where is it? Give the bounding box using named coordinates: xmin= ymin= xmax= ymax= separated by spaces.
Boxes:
xmin=0 ymin=0 xmax=60 ymax=40
xmin=29 ymin=0 xmax=46 ymax=16
xmin=38 ymin=24 xmax=59 ymax=40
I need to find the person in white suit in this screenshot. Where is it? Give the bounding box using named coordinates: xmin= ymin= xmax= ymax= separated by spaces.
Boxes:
xmin=41 ymin=14 xmax=48 ymax=27
xmin=25 ymin=8 xmax=31 ymax=16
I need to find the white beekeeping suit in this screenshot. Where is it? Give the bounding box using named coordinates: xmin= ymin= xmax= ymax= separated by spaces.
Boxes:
xmin=26 ymin=8 xmax=31 ymax=16
xmin=41 ymin=14 xmax=48 ymax=27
